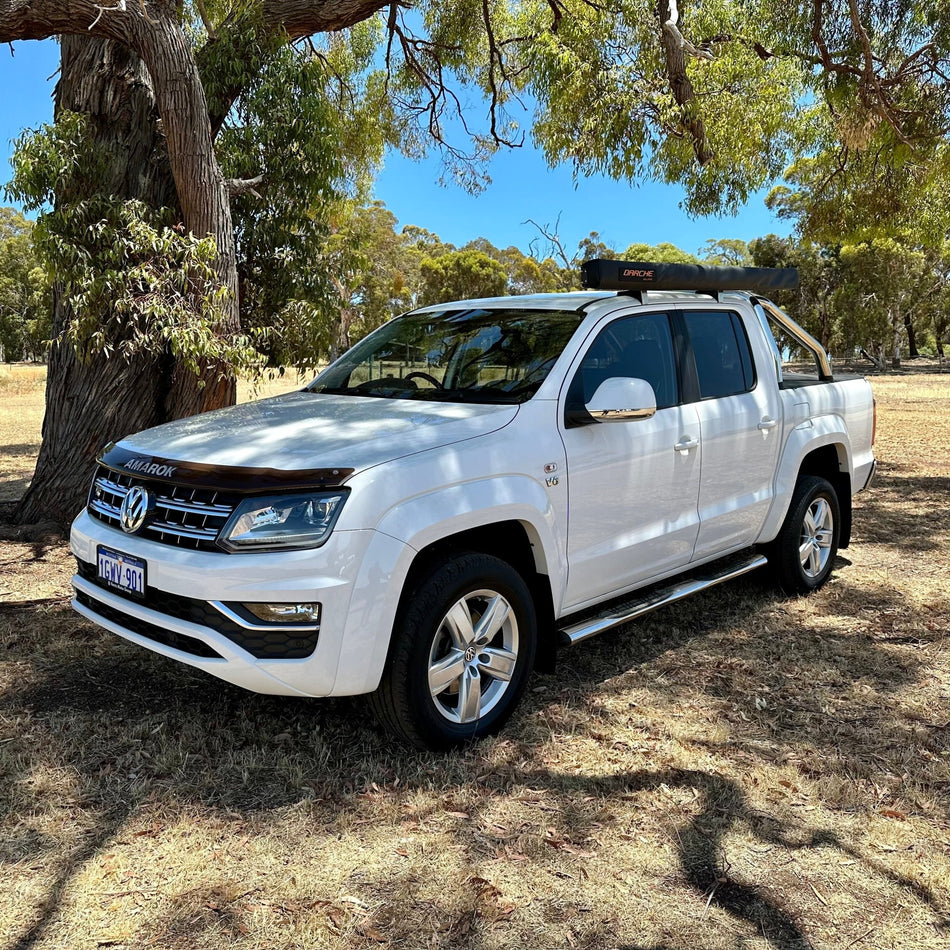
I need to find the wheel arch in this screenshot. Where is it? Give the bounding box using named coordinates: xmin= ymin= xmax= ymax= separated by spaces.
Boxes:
xmin=760 ymin=426 xmax=854 ymax=548
xmin=797 ymin=444 xmax=853 ymax=548
xmin=397 ymin=521 xmax=559 ymax=674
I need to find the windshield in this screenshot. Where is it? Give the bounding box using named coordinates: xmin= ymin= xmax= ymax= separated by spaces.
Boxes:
xmin=307 ymin=308 xmax=585 ymax=403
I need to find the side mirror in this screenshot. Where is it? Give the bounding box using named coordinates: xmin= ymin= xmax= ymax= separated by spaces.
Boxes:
xmin=586 ymin=377 xmax=657 ymax=422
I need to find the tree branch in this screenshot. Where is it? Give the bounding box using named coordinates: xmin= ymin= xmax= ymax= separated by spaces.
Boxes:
xmin=226 ymin=174 xmax=265 ymax=198
xmin=663 ymin=0 xmax=713 ymax=62
xmin=193 ymin=0 xmax=215 ymax=39
xmin=525 ymin=216 xmax=572 ymax=270
xmin=657 ymin=0 xmax=714 ymax=166
xmin=0 ymin=0 xmax=134 ymax=43
xmin=480 ymin=0 xmax=524 ymax=148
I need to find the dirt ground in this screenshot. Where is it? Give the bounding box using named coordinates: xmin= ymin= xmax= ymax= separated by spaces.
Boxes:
xmin=0 ymin=364 xmax=948 ymax=950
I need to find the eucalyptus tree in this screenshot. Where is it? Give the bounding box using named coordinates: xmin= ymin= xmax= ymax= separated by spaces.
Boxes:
xmin=418 ymin=249 xmax=508 ymax=306
xmin=835 ymin=239 xmax=932 ymax=368
xmin=624 ymin=241 xmax=698 ymax=263
xmin=749 ymin=235 xmax=841 ymax=352
xmin=700 ymin=239 xmax=751 ymax=266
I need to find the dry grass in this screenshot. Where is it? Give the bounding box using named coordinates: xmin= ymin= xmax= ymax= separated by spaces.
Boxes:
xmin=0 ymin=365 xmax=48 ymax=504
xmin=0 ymin=367 xmax=949 ymax=949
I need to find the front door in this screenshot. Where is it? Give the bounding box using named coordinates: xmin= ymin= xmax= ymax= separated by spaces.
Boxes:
xmin=559 ymin=311 xmax=702 ymax=611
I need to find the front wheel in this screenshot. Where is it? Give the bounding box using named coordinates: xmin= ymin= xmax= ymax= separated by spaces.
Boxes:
xmin=768 ymin=475 xmax=841 ymax=594
xmin=369 ymin=552 xmax=537 ymax=750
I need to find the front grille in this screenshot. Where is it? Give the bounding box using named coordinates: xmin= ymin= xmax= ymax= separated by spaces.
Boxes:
xmin=88 ymin=466 xmax=236 ymax=552
xmin=76 ymin=561 xmax=320 ymax=660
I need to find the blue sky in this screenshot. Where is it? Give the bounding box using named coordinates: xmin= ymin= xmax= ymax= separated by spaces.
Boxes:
xmin=1 ymin=37 xmax=790 ymax=258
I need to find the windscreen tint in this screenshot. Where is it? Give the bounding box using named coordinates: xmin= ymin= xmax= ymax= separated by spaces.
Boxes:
xmin=308 ymin=308 xmax=585 ymax=403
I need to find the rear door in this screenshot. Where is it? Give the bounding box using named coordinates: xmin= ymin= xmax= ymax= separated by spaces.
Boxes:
xmin=559 ymin=310 xmax=702 ymax=610
xmin=679 ymin=307 xmax=782 ymax=559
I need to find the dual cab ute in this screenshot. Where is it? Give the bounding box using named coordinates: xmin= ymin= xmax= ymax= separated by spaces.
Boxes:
xmin=69 ymin=260 xmax=877 ymax=749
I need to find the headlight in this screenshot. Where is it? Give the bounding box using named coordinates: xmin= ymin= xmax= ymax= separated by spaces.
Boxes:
xmin=217 ymin=491 xmax=348 ymax=552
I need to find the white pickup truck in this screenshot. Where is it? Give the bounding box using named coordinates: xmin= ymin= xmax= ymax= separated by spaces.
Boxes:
xmin=69 ymin=260 xmax=876 ymax=749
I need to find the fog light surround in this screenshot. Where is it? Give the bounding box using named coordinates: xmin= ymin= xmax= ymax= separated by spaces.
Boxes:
xmin=244 ymin=602 xmax=322 ymax=624
xmin=211 ymin=600 xmax=322 ymax=632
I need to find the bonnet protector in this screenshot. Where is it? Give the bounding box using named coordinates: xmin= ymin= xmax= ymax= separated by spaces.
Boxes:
xmin=100 ymin=444 xmax=354 ymax=494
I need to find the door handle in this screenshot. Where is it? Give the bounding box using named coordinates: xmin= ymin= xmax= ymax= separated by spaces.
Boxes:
xmin=674 ymin=436 xmax=699 ymax=452
xmin=757 ymin=417 xmax=778 ymax=431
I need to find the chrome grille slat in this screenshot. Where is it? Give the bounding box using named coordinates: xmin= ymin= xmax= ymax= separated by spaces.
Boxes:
xmin=154 ymin=497 xmax=233 ymax=517
xmin=95 ymin=475 xmax=130 ymax=497
xmin=148 ymin=521 xmax=220 ymax=541
xmin=88 ymin=465 xmax=237 ymax=552
xmin=90 ymin=498 xmax=121 ymax=520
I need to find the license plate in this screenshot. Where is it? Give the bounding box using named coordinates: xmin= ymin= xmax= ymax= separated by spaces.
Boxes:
xmin=97 ymin=546 xmax=147 ymax=599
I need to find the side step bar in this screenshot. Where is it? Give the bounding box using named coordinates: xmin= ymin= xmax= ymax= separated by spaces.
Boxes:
xmin=558 ymin=551 xmax=768 ymax=646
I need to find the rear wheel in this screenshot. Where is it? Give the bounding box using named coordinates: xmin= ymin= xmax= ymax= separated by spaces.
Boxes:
xmin=369 ymin=552 xmax=537 ymax=750
xmin=769 ymin=475 xmax=840 ymax=594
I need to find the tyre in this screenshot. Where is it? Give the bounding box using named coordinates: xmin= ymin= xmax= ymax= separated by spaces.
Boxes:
xmin=369 ymin=552 xmax=537 ymax=750
xmin=769 ymin=475 xmax=840 ymax=594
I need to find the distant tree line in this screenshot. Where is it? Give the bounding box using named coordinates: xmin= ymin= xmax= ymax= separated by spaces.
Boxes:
xmin=0 ymin=208 xmax=50 ymax=362
xmin=3 ymin=201 xmax=947 ymax=371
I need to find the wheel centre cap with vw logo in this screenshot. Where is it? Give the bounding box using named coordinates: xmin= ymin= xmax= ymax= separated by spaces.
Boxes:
xmin=120 ymin=485 xmax=153 ymax=534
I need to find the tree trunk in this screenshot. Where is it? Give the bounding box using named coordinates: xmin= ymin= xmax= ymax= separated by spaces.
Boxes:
xmin=891 ymin=319 xmax=902 ymax=369
xmin=658 ymin=0 xmax=714 ymax=165
xmin=904 ymin=314 xmax=919 ymax=358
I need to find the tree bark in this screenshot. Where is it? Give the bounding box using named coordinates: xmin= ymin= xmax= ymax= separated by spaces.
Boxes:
xmin=658 ymin=0 xmax=715 ymax=166
xmin=891 ymin=317 xmax=902 ymax=369
xmin=903 ymin=314 xmax=919 ymax=358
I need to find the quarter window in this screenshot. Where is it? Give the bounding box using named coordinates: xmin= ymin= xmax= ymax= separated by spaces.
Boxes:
xmin=684 ymin=311 xmax=755 ymax=399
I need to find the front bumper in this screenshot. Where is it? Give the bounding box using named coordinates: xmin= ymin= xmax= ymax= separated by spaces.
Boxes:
xmin=69 ymin=508 xmax=389 ymax=697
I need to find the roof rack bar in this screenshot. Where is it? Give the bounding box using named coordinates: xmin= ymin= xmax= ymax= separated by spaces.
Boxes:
xmin=580 ymin=259 xmax=799 ymax=295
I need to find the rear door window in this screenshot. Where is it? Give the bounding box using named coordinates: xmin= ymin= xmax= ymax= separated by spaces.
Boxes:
xmin=683 ymin=311 xmax=755 ymax=400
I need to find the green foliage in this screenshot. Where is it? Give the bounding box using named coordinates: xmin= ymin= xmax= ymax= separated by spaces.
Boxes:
xmin=834 ymin=238 xmax=933 ymax=366
xmin=0 ymin=208 xmax=50 ymax=361
xmin=700 ymin=239 xmax=750 ymax=266
xmin=523 ymin=0 xmax=807 ymax=215
xmin=749 ymin=234 xmax=840 ymax=350
xmin=624 ymin=241 xmax=698 ymax=264
xmin=218 ymin=45 xmax=344 ymax=361
xmin=418 ymin=248 xmax=509 ymax=305
xmin=767 ymin=142 xmax=950 ymax=247
xmin=7 ymin=114 xmax=257 ymax=375
xmin=314 ymin=201 xmax=420 ymax=361
xmin=462 ymin=238 xmax=571 ymax=293
xmin=749 ymin=232 xmax=948 ymax=364
xmin=576 ymin=232 xmax=617 ymax=264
